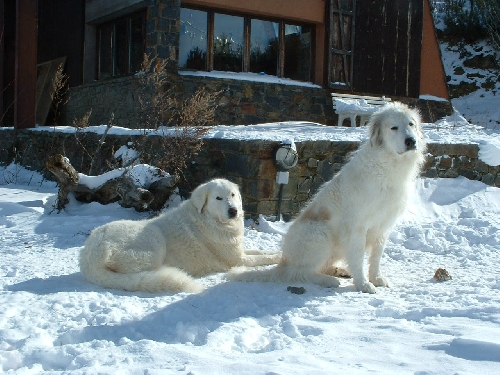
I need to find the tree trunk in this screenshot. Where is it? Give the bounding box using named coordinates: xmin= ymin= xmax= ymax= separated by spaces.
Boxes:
xmin=45 ymin=154 xmax=177 ymax=212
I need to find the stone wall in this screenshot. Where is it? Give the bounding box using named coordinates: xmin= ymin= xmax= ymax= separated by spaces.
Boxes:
xmin=60 ymin=72 xmax=454 ymax=129
xmin=60 ymin=75 xmax=143 ymax=128
xmin=424 ymin=143 xmax=500 ymax=185
xmin=146 ymin=0 xmax=180 ymax=72
xmin=1 ymin=129 xmax=498 ymax=218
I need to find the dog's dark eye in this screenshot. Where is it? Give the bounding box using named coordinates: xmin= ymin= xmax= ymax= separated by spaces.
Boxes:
xmin=231 ymin=193 xmax=235 ymax=197
xmin=391 ymin=126 xmax=398 ymax=130
xmin=216 ymin=197 xmax=223 ymax=201
xmin=409 ymin=122 xmax=415 ymax=127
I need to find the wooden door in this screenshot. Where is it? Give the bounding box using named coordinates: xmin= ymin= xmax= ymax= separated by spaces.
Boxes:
xmin=352 ymin=0 xmax=423 ymax=97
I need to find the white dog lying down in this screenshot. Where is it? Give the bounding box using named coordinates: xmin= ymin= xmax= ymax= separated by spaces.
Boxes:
xmin=80 ymin=178 xmax=280 ymax=293
xmin=231 ymin=102 xmax=426 ymax=293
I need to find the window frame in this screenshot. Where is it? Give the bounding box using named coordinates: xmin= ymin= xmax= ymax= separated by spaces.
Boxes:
xmin=96 ymin=11 xmax=146 ymax=80
xmin=328 ymin=0 xmax=356 ymax=90
xmin=179 ymin=6 xmax=315 ymax=83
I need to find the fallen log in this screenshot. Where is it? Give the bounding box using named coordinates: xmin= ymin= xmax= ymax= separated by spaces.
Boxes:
xmin=45 ymin=154 xmax=177 ymax=211
xmin=148 ymin=176 xmax=179 ymax=211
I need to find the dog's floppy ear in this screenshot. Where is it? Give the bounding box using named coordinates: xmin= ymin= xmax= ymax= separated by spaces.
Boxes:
xmin=369 ymin=116 xmax=383 ymax=148
xmin=411 ymin=112 xmax=424 ymax=140
xmin=190 ymin=182 xmax=210 ymax=213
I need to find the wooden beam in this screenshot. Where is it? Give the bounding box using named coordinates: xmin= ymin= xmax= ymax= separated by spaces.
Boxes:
xmin=207 ymin=10 xmax=214 ymax=71
xmin=0 ymin=0 xmax=4 ymax=123
xmin=15 ymin=0 xmax=37 ymax=129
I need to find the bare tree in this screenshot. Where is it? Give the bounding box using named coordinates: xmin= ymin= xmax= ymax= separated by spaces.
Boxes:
xmin=476 ymin=0 xmax=500 ymax=53
xmin=434 ymin=0 xmax=500 ymax=51
xmin=50 ymin=63 xmax=70 ymax=126
xmin=136 ymin=53 xmax=220 ymax=178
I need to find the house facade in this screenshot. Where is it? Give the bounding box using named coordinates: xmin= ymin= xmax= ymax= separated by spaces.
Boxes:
xmin=1 ymin=0 xmax=451 ymax=129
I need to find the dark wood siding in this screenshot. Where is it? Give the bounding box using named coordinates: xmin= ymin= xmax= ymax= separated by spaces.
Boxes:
xmin=37 ymin=0 xmax=85 ymax=87
xmin=328 ymin=0 xmax=356 ymax=90
xmin=352 ymin=0 xmax=423 ymax=97
xmin=1 ymin=0 xmax=16 ymax=126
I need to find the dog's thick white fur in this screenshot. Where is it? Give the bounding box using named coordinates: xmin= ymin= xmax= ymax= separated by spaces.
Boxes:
xmin=80 ymin=178 xmax=280 ymax=293
xmin=231 ymin=102 xmax=425 ymax=293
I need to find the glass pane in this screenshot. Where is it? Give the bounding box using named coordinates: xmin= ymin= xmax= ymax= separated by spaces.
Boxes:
xmin=114 ymin=19 xmax=128 ymax=76
xmin=250 ymin=19 xmax=278 ymax=75
xmin=284 ymin=24 xmax=312 ymax=82
xmin=130 ymin=14 xmax=145 ymax=73
xmin=179 ymin=8 xmax=208 ymax=70
xmin=213 ymin=13 xmax=243 ymax=72
xmin=99 ymin=24 xmax=113 ymax=79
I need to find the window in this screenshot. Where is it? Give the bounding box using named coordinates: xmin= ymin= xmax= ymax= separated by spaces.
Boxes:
xmin=328 ymin=0 xmax=355 ymax=89
xmin=179 ymin=7 xmax=313 ymax=83
xmin=179 ymin=8 xmax=207 ymax=70
xmin=250 ymin=19 xmax=279 ymax=75
xmin=284 ymin=25 xmax=312 ymax=82
xmin=97 ymin=12 xmax=146 ymax=79
xmin=213 ymin=13 xmax=244 ymax=72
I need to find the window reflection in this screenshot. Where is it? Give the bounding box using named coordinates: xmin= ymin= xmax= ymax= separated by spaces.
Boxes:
xmin=213 ymin=13 xmax=243 ymax=72
xmin=114 ymin=19 xmax=128 ymax=76
xmin=130 ymin=14 xmax=145 ymax=73
xmin=178 ymin=7 xmax=313 ymax=83
xmin=179 ymin=8 xmax=208 ymax=70
xmin=284 ymin=24 xmax=312 ymax=82
xmin=97 ymin=13 xmax=145 ymax=79
xmin=250 ymin=19 xmax=278 ymax=75
xmin=98 ymin=24 xmax=113 ymax=79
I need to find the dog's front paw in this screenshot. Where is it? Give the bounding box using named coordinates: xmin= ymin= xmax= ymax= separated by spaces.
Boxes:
xmin=357 ymin=281 xmax=377 ymax=294
xmin=322 ymin=277 xmax=341 ymax=288
xmin=370 ymin=275 xmax=389 ymax=287
xmin=311 ymin=274 xmax=340 ymax=288
xmin=332 ymin=266 xmax=351 ymax=278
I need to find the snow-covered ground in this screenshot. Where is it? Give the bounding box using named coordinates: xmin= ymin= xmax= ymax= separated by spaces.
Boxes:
xmin=2 ymin=8 xmax=500 ymax=372
xmin=2 ymin=112 xmax=500 ymax=374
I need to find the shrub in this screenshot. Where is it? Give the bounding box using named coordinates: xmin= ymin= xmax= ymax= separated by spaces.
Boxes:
xmin=136 ymin=54 xmax=220 ymax=178
xmin=440 ymin=0 xmax=487 ymax=40
xmin=433 ymin=0 xmax=499 ymax=51
xmin=476 ymin=0 xmax=500 ymax=52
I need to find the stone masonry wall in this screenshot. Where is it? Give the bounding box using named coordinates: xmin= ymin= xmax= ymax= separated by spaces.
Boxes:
xmin=1 ymin=129 xmax=498 ymax=219
xmin=60 ymin=72 xmax=454 ymax=129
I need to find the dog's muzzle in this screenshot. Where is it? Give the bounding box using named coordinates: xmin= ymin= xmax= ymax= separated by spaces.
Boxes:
xmin=228 ymin=207 xmax=238 ymax=219
xmin=405 ymin=137 xmax=417 ymax=151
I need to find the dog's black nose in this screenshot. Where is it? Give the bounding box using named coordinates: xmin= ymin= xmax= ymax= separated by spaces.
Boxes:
xmin=405 ymin=137 xmax=416 ymax=150
xmin=228 ymin=207 xmax=238 ymax=218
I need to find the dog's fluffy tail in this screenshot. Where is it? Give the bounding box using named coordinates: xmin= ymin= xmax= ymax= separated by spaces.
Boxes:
xmin=229 ymin=265 xmax=285 ymax=283
xmin=229 ymin=263 xmax=313 ymax=283
xmin=229 ymin=263 xmax=340 ymax=288
xmin=80 ymin=255 xmax=203 ymax=294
